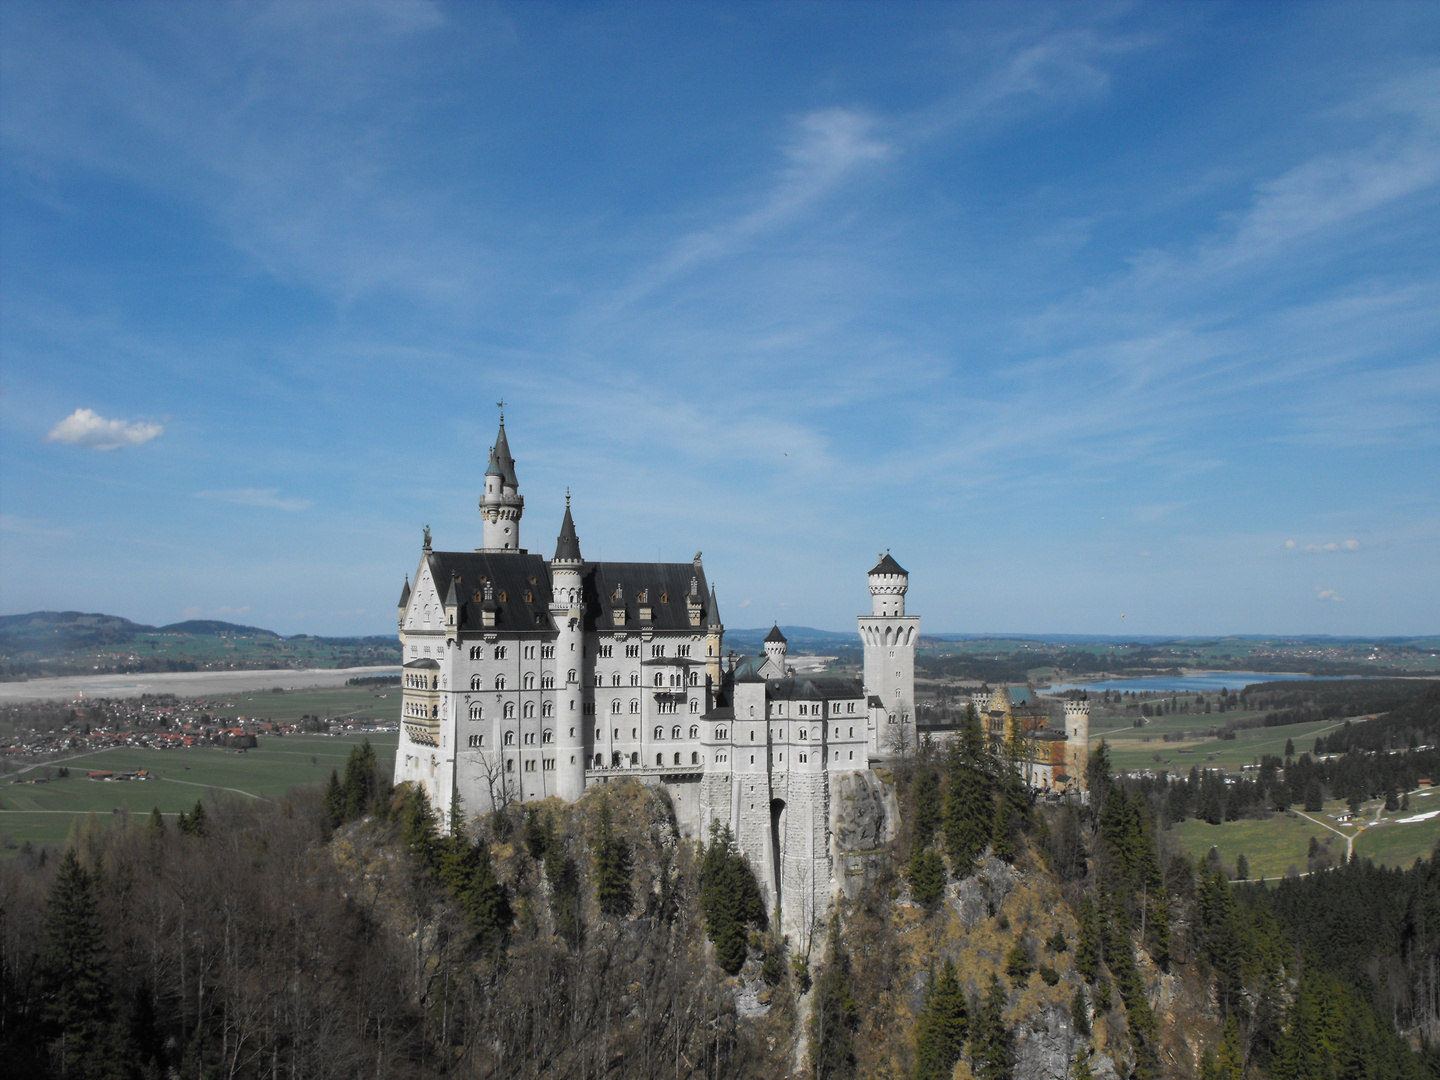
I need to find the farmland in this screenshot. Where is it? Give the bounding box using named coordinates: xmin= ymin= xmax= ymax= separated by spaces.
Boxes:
xmin=0 ymin=730 xmax=399 ymax=853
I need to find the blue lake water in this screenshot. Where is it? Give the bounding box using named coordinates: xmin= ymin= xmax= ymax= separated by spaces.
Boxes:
xmin=1042 ymin=671 xmax=1360 ymax=694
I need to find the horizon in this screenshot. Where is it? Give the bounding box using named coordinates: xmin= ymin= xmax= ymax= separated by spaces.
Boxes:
xmin=2 ymin=3 xmax=1438 ymax=638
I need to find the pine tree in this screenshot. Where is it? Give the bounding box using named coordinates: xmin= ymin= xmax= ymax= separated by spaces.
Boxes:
xmin=960 ymin=701 xmax=985 ymax=765
xmin=1070 ymin=986 xmax=1090 ymax=1037
xmin=908 ymin=847 xmax=946 ymax=907
xmin=913 ymin=767 xmax=941 ymax=849
xmin=178 ymin=798 xmax=206 ymax=837
xmin=811 ymin=918 xmax=859 ymax=1079
xmin=146 ymin=806 xmax=164 ymax=834
xmin=969 ymin=973 xmax=1013 ymax=1080
xmin=913 ymin=958 xmax=967 ymax=1080
xmin=1003 ymin=938 xmax=1032 ymax=985
xmin=322 ymin=769 xmax=343 ymax=828
xmin=699 ymin=823 xmax=767 ymax=974
xmin=339 ymin=738 xmax=380 ymax=822
xmin=944 ymin=754 xmax=992 ymax=878
xmin=39 ymin=849 xmax=122 ymax=1079
xmin=593 ymin=797 xmax=633 ymax=919
xmin=1071 ymin=1050 xmax=1095 ymax=1080
xmin=991 ymin=799 xmax=1015 ymax=863
xmin=1075 ymin=896 xmax=1100 ymax=983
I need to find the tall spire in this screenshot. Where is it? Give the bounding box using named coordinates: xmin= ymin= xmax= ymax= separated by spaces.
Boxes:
xmin=553 ymin=490 xmax=582 ymax=563
xmin=479 ymin=408 xmax=524 ymax=551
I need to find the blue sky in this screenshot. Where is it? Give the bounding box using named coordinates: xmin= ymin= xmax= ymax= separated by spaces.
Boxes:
xmin=1 ymin=2 xmax=1437 ymax=638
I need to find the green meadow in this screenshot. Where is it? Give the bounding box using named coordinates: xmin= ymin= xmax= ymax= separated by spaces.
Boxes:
xmin=0 ymin=731 xmax=398 ymax=853
xmin=196 ymin=685 xmax=400 ymax=724
xmin=1091 ymin=710 xmax=1356 ymax=775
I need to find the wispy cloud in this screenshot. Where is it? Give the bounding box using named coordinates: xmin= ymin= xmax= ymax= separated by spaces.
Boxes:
xmin=46 ymin=408 xmax=163 ymax=450
xmin=0 ymin=514 xmax=74 ymax=538
xmin=1315 ymin=588 xmax=1344 ymax=602
xmin=197 ymin=488 xmax=313 ymax=512
xmin=1289 ymin=539 xmax=1362 ymax=553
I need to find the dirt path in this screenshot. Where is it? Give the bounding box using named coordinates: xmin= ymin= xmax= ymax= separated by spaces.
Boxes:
xmin=1294 ymin=809 xmax=1355 ymax=860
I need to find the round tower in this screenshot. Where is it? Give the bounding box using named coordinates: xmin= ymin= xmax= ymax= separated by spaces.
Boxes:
xmin=764 ymin=624 xmax=788 ymax=675
xmin=480 ymin=413 xmax=524 ymax=551
xmin=549 ymin=493 xmax=586 ymax=801
xmin=1064 ymin=697 xmax=1090 ymax=794
xmin=868 ymin=550 xmax=908 ymax=617
xmin=705 ymin=582 xmax=725 ymax=688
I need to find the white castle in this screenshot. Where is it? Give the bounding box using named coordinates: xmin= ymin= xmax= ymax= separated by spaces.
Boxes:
xmin=393 ymin=416 xmax=912 ymax=934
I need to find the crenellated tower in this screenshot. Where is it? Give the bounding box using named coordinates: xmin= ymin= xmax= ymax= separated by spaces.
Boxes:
xmin=480 ymin=414 xmax=524 ymax=551
xmin=858 ymin=551 xmax=920 ymax=757
xmin=549 ymin=493 xmax=587 ymax=801
xmin=1064 ymin=698 xmax=1090 ymax=793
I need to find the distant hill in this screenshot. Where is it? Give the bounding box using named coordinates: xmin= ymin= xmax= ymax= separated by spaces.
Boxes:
xmin=725 ymin=626 xmax=857 ymax=654
xmin=0 ymin=610 xmax=398 ymax=681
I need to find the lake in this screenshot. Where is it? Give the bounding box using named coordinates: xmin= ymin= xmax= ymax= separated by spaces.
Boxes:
xmin=1041 ymin=671 xmax=1359 ymax=694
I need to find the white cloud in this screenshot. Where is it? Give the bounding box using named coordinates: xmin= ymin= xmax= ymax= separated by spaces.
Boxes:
xmin=1285 ymin=540 xmax=1297 ymax=548
xmin=46 ymin=408 xmax=163 ymax=450
xmin=1303 ymin=540 xmax=1361 ymax=552
xmin=1315 ymin=588 xmax=1344 ymax=602
xmin=197 ymin=488 xmax=313 ymax=512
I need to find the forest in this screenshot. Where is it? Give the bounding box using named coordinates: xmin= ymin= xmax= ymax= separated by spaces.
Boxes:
xmin=9 ymin=700 xmax=1440 ymax=1078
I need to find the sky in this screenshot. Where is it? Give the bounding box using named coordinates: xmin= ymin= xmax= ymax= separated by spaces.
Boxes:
xmin=1 ymin=2 xmax=1437 ymax=639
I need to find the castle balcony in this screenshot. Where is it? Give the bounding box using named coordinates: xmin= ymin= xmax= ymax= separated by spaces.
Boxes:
xmin=585 ymin=763 xmax=704 ymax=785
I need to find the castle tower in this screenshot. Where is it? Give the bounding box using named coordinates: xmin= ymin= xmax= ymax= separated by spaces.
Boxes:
xmin=480 ymin=415 xmax=524 ymax=551
xmin=1064 ymin=698 xmax=1090 ymax=794
xmin=550 ymin=494 xmax=587 ymax=801
xmin=705 ymin=582 xmax=725 ymax=688
xmin=858 ymin=551 xmax=920 ymax=757
xmin=764 ymin=624 xmax=788 ymax=676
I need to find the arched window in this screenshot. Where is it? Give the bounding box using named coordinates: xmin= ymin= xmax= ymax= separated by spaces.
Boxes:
xmin=674 ymin=753 xmax=681 ymax=765
xmin=630 ymin=673 xmax=639 ymax=687
xmin=542 ymin=674 xmax=554 ymax=689
xmin=524 ymin=732 xmax=534 ymax=745
xmin=688 ymin=671 xmax=698 ymax=686
xmin=630 ymin=699 xmax=640 ymax=714
xmin=542 ymin=729 xmax=553 ymax=743
xmin=689 ymin=700 xmax=699 ymax=714
xmin=494 ymin=645 xmax=506 ymax=660
xmin=654 ymin=726 xmax=664 ymax=740
xmin=671 ymin=726 xmax=681 ymax=739
xmin=523 ymin=702 xmax=535 ymax=719
xmin=523 ymin=673 xmax=535 ymax=690
xmin=654 ymin=672 xmax=664 ymax=687
xmin=504 ymin=731 xmax=515 ymax=745
xmin=504 ymin=702 xmax=515 ymax=719
xmin=630 ymin=752 xmax=639 ymax=766
xmin=469 ymin=703 xmax=483 ymax=721
xmin=542 ymin=701 xmax=553 ymax=718
xmin=612 ymin=751 xmax=621 ymax=767
xmin=594 ymin=673 xmax=603 ymax=686
xmin=656 ymin=753 xmax=663 ymax=766
xmin=470 ymin=675 xmax=481 ymax=690
xmin=611 ymin=672 xmax=621 ymax=686
xmin=468 ymin=734 xmax=484 ymax=748
xmin=494 ymin=674 xmax=506 ymax=691
xmin=691 ymin=751 xmax=699 ymax=764
xmin=594 ymin=754 xmax=603 ymax=767
xmin=717 ymin=728 xmax=727 ymax=739
xmin=689 ymin=725 xmax=699 ymax=739
xmin=611 ymin=699 xmax=621 ymax=714
xmin=567 ymin=669 xmax=577 ymax=683
xmin=469 ymin=646 xmax=481 ymax=660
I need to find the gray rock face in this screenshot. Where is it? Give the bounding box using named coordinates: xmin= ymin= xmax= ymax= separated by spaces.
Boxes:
xmin=1013 ymin=1004 xmax=1077 ymax=1080
xmin=947 ymin=854 xmax=1019 ymax=929
xmin=832 ymin=770 xmax=897 ymax=900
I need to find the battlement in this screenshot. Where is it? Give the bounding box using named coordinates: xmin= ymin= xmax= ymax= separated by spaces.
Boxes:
xmin=1063 ymin=700 xmax=1090 ymax=716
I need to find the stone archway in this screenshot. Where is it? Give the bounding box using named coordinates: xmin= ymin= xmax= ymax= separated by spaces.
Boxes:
xmin=769 ymin=798 xmax=787 ymax=912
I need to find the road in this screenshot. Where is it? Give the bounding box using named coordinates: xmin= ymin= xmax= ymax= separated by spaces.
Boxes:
xmin=0 ymin=665 xmax=398 ymax=703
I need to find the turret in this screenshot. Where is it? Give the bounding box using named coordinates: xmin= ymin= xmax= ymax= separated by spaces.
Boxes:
xmin=479 ymin=414 xmax=524 ymax=551
xmin=764 ymin=624 xmax=788 ymax=676
xmin=867 ymin=551 xmax=908 ymax=617
xmin=549 ymin=493 xmax=586 ymax=801
xmin=705 ymin=581 xmax=724 ymax=687
xmin=1064 ymin=697 xmax=1091 ymax=795
xmin=397 ymin=575 xmax=411 ymax=626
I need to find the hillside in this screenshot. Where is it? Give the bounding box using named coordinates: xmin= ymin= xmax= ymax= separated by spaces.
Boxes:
xmin=0 ymin=610 xmax=399 ymax=680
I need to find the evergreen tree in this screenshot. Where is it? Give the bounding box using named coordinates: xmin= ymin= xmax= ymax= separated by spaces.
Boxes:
xmin=913 ymin=958 xmax=967 ymax=1080
xmin=944 ymin=755 xmax=993 ymax=877
xmin=699 ymin=823 xmax=767 ymax=974
xmin=1070 ymin=986 xmax=1090 ymax=1037
xmin=593 ymin=797 xmax=633 ymax=919
xmin=909 ymin=847 xmax=946 ymax=907
xmin=339 ymin=738 xmax=381 ymax=822
xmin=1075 ymin=895 xmax=1100 ymax=983
xmin=545 ymin=844 xmax=582 ymax=947
xmin=991 ymin=799 xmax=1016 ymax=863
xmin=177 ymin=798 xmax=206 ymax=837
xmin=1235 ymin=853 xmax=1249 ymax=881
xmin=811 ymin=918 xmax=859 ymax=1080
xmin=1071 ymin=1050 xmax=1094 ymax=1080
xmin=912 ymin=767 xmax=941 ymax=849
xmin=960 ymin=701 xmax=985 ymax=764
xmin=322 ymin=768 xmax=343 ymax=828
xmin=39 ymin=850 xmax=122 ymax=1079
xmin=1305 ymin=779 xmax=1324 ymax=812
xmin=146 ymin=806 xmax=164 ymax=834
xmin=969 ymin=973 xmax=1013 ymax=1080
xmin=523 ymin=805 xmax=548 ymax=859
xmin=1085 ymin=741 xmax=1112 ymax=816
xmin=1003 ymin=938 xmax=1032 ymax=984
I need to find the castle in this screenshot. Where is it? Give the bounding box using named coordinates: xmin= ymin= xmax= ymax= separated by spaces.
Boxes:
xmin=393 ymin=416 xmax=914 ymax=935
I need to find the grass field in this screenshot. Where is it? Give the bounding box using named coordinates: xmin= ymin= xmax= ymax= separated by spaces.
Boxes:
xmin=0 ymin=731 xmax=398 ymax=853
xmin=1092 ymin=710 xmax=1356 ymax=775
xmin=200 ymin=685 xmax=400 ymax=724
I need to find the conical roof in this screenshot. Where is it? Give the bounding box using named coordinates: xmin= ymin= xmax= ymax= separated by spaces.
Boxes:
xmin=707 ymin=584 xmax=723 ymax=629
xmin=398 ymin=575 xmax=411 ymax=607
xmin=868 ymin=550 xmax=908 ymax=576
xmin=554 ymin=497 xmax=582 ymax=562
xmin=765 ymin=623 xmax=787 ymax=644
xmin=444 ymin=574 xmax=459 ymax=607
xmin=486 ymin=421 xmax=519 ymax=486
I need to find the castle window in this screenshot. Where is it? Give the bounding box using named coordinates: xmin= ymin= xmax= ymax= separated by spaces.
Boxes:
xmin=799 ymin=729 xmax=807 ymax=740
xmin=674 ymin=753 xmax=681 ymax=765
xmin=595 ymin=754 xmax=604 ymax=766
xmin=653 ymin=673 xmax=663 ymax=687
xmin=567 ymin=669 xmax=577 ymax=684
xmin=469 ymin=734 xmax=484 ymax=747
xmin=495 ymin=675 xmax=506 ymax=691
xmin=611 ymin=700 xmax=621 ymax=714
xmin=542 ymin=645 xmax=555 ymax=659
xmin=717 ymin=728 xmax=727 ymax=739
xmin=543 ymin=729 xmax=553 ymax=743
xmin=543 ymin=701 xmax=554 ymax=717
xmin=506 ymin=759 xmax=514 ymax=771
xmin=652 ymin=644 xmax=664 ymax=658
xmin=800 ymin=754 xmax=807 ymax=763
xmin=495 ymin=646 xmax=507 ymax=660
xmin=689 ymin=725 xmax=699 ymax=739
xmin=849 ymin=727 xmax=854 ymax=737
xmin=542 ymin=674 xmax=554 ymax=689
xmin=849 ymin=751 xmax=854 ymax=760
xmin=524 ymin=645 xmax=535 ymax=659
xmin=469 ymin=703 xmax=482 ymax=721
xmin=471 ymin=675 xmax=481 ymax=690
xmin=525 ymin=759 xmax=535 ymax=772
xmin=690 ymin=701 xmax=698 ymax=713
xmin=630 ymin=673 xmax=639 ymax=687
xmin=656 ymin=754 xmax=663 ymax=766
xmin=524 ymin=673 xmax=536 ymax=690
xmin=612 ymin=752 xmax=621 ymax=767
xmin=611 ymin=673 xmax=621 ymax=686
xmin=672 ymin=726 xmax=681 ymax=739
xmin=595 ymin=673 xmax=603 ymax=687
xmin=688 ymin=671 xmax=698 ymax=686
xmin=599 ymin=645 xmax=613 ymax=659
xmin=504 ymin=702 xmax=515 ymax=719
xmin=524 ymin=732 xmax=534 ymax=745
xmin=654 ymin=726 xmax=664 ymax=740
xmin=523 ymin=702 xmax=535 ymax=719
xmin=630 ymin=700 xmax=639 ymax=714
xmin=504 ymin=731 xmax=515 ymax=745
xmin=470 ymin=646 xmax=482 ymax=660
xmin=543 ymin=758 xmax=555 ymax=770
